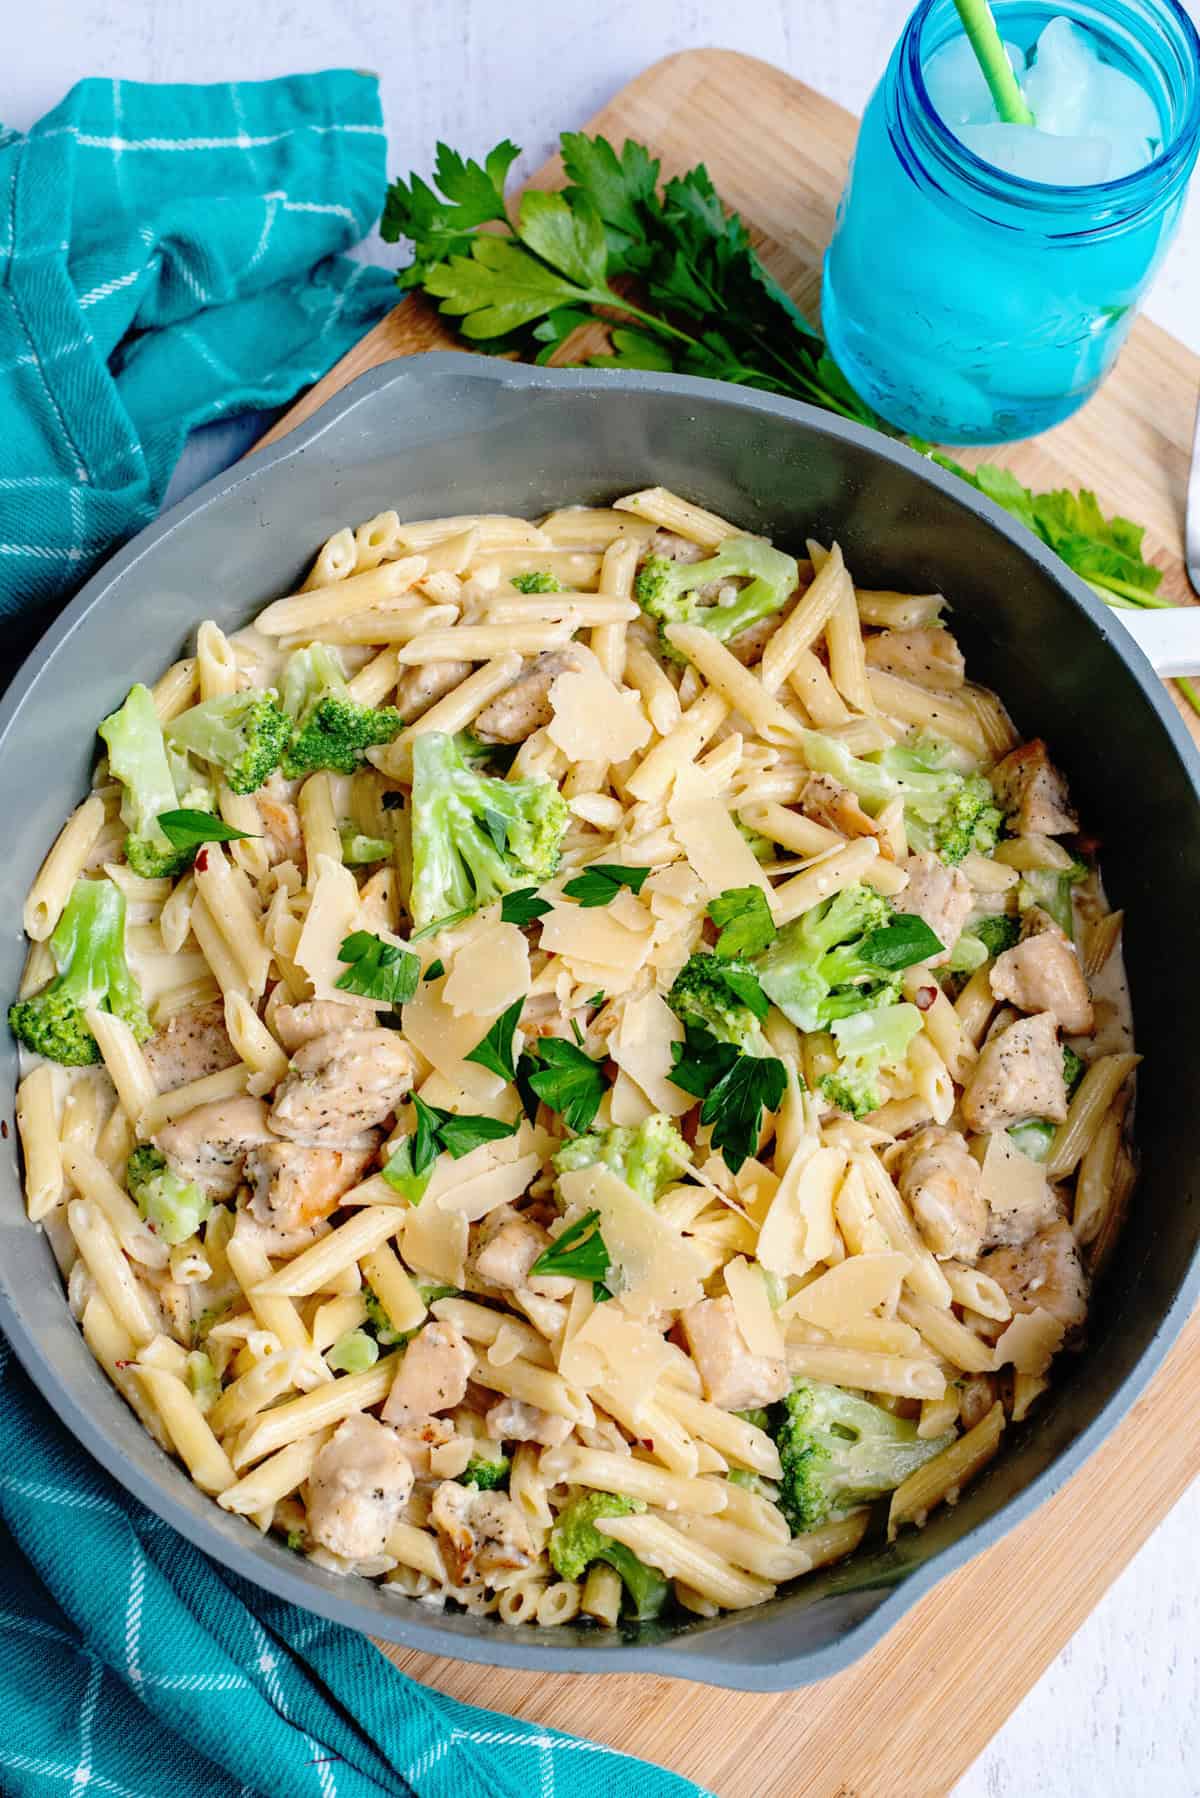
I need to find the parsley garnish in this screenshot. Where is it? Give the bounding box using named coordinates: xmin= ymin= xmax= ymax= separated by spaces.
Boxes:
xmin=670 ymin=1025 xmax=786 ymax=1174
xmin=157 ymin=809 xmax=255 ymax=850
xmin=335 ymin=931 xmax=420 ymax=1005
xmin=410 ymin=906 xmax=475 ymax=942
xmin=588 ymin=990 xmax=606 ymax=1008
xmin=709 ymin=886 xmax=777 ymax=960
xmin=501 ymin=887 xmax=552 ymax=926
xmin=423 ymin=958 xmax=445 ymax=981
xmin=510 ymin=571 xmax=563 ymax=594
xmin=859 ymin=914 xmax=946 ymax=971
xmin=464 ymin=997 xmax=524 ymax=1082
xmin=530 ymin=1207 xmax=612 ymax=1299
xmin=385 ymin=1095 xmax=520 ymax=1201
xmin=562 ymin=863 xmax=650 ymax=908
xmin=517 ymin=1037 xmax=607 ymax=1133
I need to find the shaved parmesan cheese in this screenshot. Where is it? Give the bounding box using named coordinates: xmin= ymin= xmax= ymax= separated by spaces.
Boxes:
xmin=402 ymin=1197 xmax=468 ymax=1288
xmin=979 ymin=1132 xmax=1054 ymax=1236
xmin=667 ymin=773 xmax=773 ymax=900
xmin=547 ymin=665 xmax=652 ymax=765
xmin=294 ymin=856 xmax=364 ymax=1001
xmin=608 ymin=1068 xmax=656 ymax=1127
xmin=644 ymin=863 xmax=708 ymax=911
xmin=725 ymin=1256 xmax=784 ymax=1358
xmin=572 ymin=1304 xmax=675 ymax=1410
xmin=780 ymin=1251 xmax=911 ymax=1327
xmin=992 ymin=1305 xmax=1065 ymax=1377
xmin=757 ymin=1145 xmax=846 ymax=1278
xmin=557 ymin=1166 xmax=707 ymax=1319
xmin=611 ymin=991 xmax=693 ymax=1117
xmin=434 ymin=1152 xmax=543 ymax=1222
xmin=558 ymin=1284 xmax=606 ymax=1388
xmin=539 ymin=898 xmax=655 ymax=987
xmin=415 ymin=1071 xmax=522 ymax=1125
xmin=401 ymin=971 xmax=505 ymax=1106
xmin=421 ymin=1121 xmax=551 ymax=1208
xmin=442 ymin=921 xmax=531 ymax=1017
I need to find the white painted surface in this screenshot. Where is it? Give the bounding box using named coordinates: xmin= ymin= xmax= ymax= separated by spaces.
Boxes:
xmin=12 ymin=4 xmax=1200 ymax=1792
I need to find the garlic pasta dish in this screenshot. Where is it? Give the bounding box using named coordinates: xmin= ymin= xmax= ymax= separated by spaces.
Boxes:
xmin=11 ymin=487 xmax=1138 ymax=1630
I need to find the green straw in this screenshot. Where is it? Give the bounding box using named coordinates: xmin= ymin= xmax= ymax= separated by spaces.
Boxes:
xmin=952 ymin=0 xmax=1036 ymax=125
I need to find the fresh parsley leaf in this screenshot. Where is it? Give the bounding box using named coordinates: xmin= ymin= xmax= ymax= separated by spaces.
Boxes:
xmin=588 ymin=991 xmax=606 ymax=1008
xmin=423 ymin=958 xmax=444 ymax=981
xmin=464 ymin=997 xmax=524 ymax=1082
xmin=570 ymin=1017 xmax=585 ymax=1046
xmin=501 ymin=887 xmax=552 ymax=925
xmin=426 ymin=233 xmax=607 ymax=340
xmin=334 ymin=932 xmax=420 ymax=1005
xmin=859 ymin=914 xmax=945 ymax=971
xmin=510 ymin=571 xmax=562 ymax=594
xmin=437 ymin=1112 xmax=520 ymax=1159
xmin=588 ymin=327 xmax=675 ymax=373
xmin=562 ymin=863 xmax=650 ymax=908
xmin=708 ymin=887 xmax=777 ymax=960
xmin=517 ymin=189 xmax=609 ymax=289
xmin=669 ymin=1025 xmax=785 ymax=1174
xmin=157 ymin=809 xmax=255 ymax=850
xmin=714 ymin=960 xmax=770 ymax=1021
xmin=560 ymin=132 xmax=661 ymax=261
xmin=518 ymin=1037 xmax=607 ymax=1134
xmin=409 ymin=1095 xmax=443 ymax=1177
xmin=381 ymin=1137 xmax=432 ymax=1205
xmin=409 ymin=906 xmax=475 ymax=942
xmin=382 ymin=139 xmax=519 ymax=285
xmin=530 ymin=1208 xmax=611 ymax=1285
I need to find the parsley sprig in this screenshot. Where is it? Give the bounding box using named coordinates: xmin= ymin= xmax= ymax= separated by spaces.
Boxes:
xmin=517 ymin=1036 xmax=608 ymax=1133
xmin=562 ymin=863 xmax=650 ymax=908
xmin=670 ymin=1024 xmax=786 ymax=1175
xmin=530 ymin=1207 xmax=613 ymax=1300
xmin=382 ymin=132 xmax=1187 ymax=710
xmin=382 ymin=1094 xmax=519 ymax=1203
xmin=335 ymin=932 xmax=420 ymax=1005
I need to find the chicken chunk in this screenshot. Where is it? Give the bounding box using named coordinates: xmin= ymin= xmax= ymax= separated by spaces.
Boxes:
xmin=681 ymin=1295 xmax=790 ymax=1412
xmin=268 ymin=1027 xmax=415 ymax=1147
xmin=154 ymin=1095 xmax=275 ymax=1199
xmin=864 ymin=627 xmax=965 ymax=690
xmin=430 ymin=1480 xmax=535 ymax=1585
xmin=896 ymin=1125 xmax=988 ymax=1262
xmin=901 ymin=852 xmax=973 ymax=966
xmin=726 ymin=612 xmax=781 ymax=668
xmin=244 ymin=1138 xmax=376 ymax=1249
xmin=269 ymin=997 xmax=376 ymax=1054
xmin=978 ymin=1220 xmax=1088 ymax=1333
xmin=800 ymin=772 xmax=881 ymax=840
xmin=394 ymin=659 xmax=473 ymax=723
xmin=961 ymin=1012 xmax=1068 ymax=1134
xmin=648 ymin=529 xmax=708 ymax=565
xmin=990 ymin=909 xmax=1095 ymax=1035
xmin=990 ymin=740 xmax=1078 ymax=837
xmin=381 ymin=1320 xmax=474 ymax=1427
xmin=484 ymin=1396 xmax=573 ymax=1448
xmin=472 ymin=648 xmax=585 ymax=745
xmin=257 ymin=773 xmax=305 ymax=865
xmin=304 ymin=1413 xmax=414 ymax=1562
xmin=468 ymin=1208 xmax=572 ymax=1300
xmin=143 ymin=1001 xmax=239 ymax=1094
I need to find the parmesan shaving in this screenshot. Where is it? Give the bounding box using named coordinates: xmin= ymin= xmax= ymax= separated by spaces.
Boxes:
xmin=294 ymin=856 xmax=364 ymax=1001
xmin=401 ymin=970 xmax=506 ymax=1106
xmin=547 ymin=664 xmax=652 ymax=764
xmin=557 ymin=1166 xmax=707 ymax=1318
xmin=539 ymin=897 xmax=655 ymax=984
xmin=402 ymin=1199 xmax=468 ymax=1289
xmin=667 ymin=770 xmax=772 ymax=900
xmin=434 ymin=1152 xmax=543 ymax=1221
xmin=757 ymin=1145 xmax=846 ymax=1278
xmin=992 ymin=1306 xmax=1065 ymax=1377
xmin=724 ymin=1256 xmax=785 ymax=1359
xmin=442 ymin=920 xmax=531 ymax=1017
xmin=780 ymin=1251 xmax=911 ymax=1327
xmin=979 ymin=1131 xmax=1054 ymax=1236
xmin=611 ymin=991 xmax=693 ymax=1117
xmin=572 ymin=1303 xmax=675 ymax=1410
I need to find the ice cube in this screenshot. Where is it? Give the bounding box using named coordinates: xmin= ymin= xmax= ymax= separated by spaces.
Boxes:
xmin=1026 ymin=16 xmax=1162 ymax=148
xmin=924 ymin=33 xmax=1026 ymax=127
xmin=1101 ymin=126 xmax=1156 ymax=179
xmin=956 ymin=122 xmax=1113 ymax=185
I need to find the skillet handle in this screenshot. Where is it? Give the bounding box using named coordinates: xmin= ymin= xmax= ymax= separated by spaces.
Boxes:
xmin=1117 ymin=608 xmax=1200 ymax=678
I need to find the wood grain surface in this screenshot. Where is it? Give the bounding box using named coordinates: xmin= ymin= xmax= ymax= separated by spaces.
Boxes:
xmin=260 ymin=48 xmax=1200 ymax=1796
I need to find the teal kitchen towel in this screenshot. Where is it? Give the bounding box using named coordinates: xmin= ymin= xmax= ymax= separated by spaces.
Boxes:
xmin=0 ymin=72 xmax=398 ymax=618
xmin=0 ymin=1338 xmax=709 ymax=1798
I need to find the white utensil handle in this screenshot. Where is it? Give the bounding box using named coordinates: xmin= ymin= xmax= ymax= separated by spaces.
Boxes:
xmin=1117 ymin=608 xmax=1200 ymax=678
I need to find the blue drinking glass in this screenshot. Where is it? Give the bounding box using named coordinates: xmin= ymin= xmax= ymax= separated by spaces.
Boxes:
xmin=821 ymin=0 xmax=1200 ymax=444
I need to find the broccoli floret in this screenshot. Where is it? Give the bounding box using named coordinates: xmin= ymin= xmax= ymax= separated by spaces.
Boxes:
xmin=773 ymin=1381 xmax=955 ymax=1534
xmin=510 ymin=571 xmax=562 ymax=593
xmin=339 ymin=827 xmax=394 ymax=865
xmin=168 ymin=689 xmax=290 ymax=795
xmin=408 ymin=730 xmax=568 ymax=931
xmin=184 ymin=1350 xmax=219 ymax=1415
xmin=462 ymin=1449 xmax=511 ymax=1491
xmin=667 ymin=952 xmax=773 ymax=1056
xmin=734 ymin=1408 xmax=771 ymax=1431
xmin=363 ymin=1284 xmax=408 ymax=1346
xmin=549 ymin=1491 xmax=670 ymax=1619
xmin=325 ymin=1329 xmax=380 ymax=1374
xmin=735 ymin=816 xmax=775 ymax=863
xmin=635 ymin=536 xmax=799 ymax=663
xmin=10 ymin=878 xmax=149 ymax=1066
xmin=553 ymin=1115 xmax=692 ymax=1205
xmin=1008 ymin=1117 xmax=1056 ymax=1161
xmin=98 ymin=683 xmax=194 ymax=878
xmin=126 ymin=1144 xmax=211 ymax=1244
xmin=726 ymin=1468 xmax=767 ymax=1493
xmin=803 ymin=732 xmax=1000 ymax=868
xmin=280 ymin=644 xmax=404 ymax=778
xmin=821 ymin=1002 xmax=923 ymax=1120
xmin=952 ymin=912 xmax=1021 ymax=977
xmin=753 ymin=884 xmax=898 ymax=1033
xmin=1063 ymin=1044 xmax=1085 ymax=1096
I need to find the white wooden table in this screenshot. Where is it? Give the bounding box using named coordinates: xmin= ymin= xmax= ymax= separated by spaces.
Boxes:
xmin=14 ymin=4 xmax=1200 ymax=1791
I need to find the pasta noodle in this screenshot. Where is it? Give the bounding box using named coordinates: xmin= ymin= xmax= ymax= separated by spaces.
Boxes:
xmin=9 ymin=487 xmax=1135 ymax=1630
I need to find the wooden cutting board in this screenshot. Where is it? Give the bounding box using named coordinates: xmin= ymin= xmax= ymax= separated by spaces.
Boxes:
xmin=260 ymin=49 xmax=1200 ymax=1796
